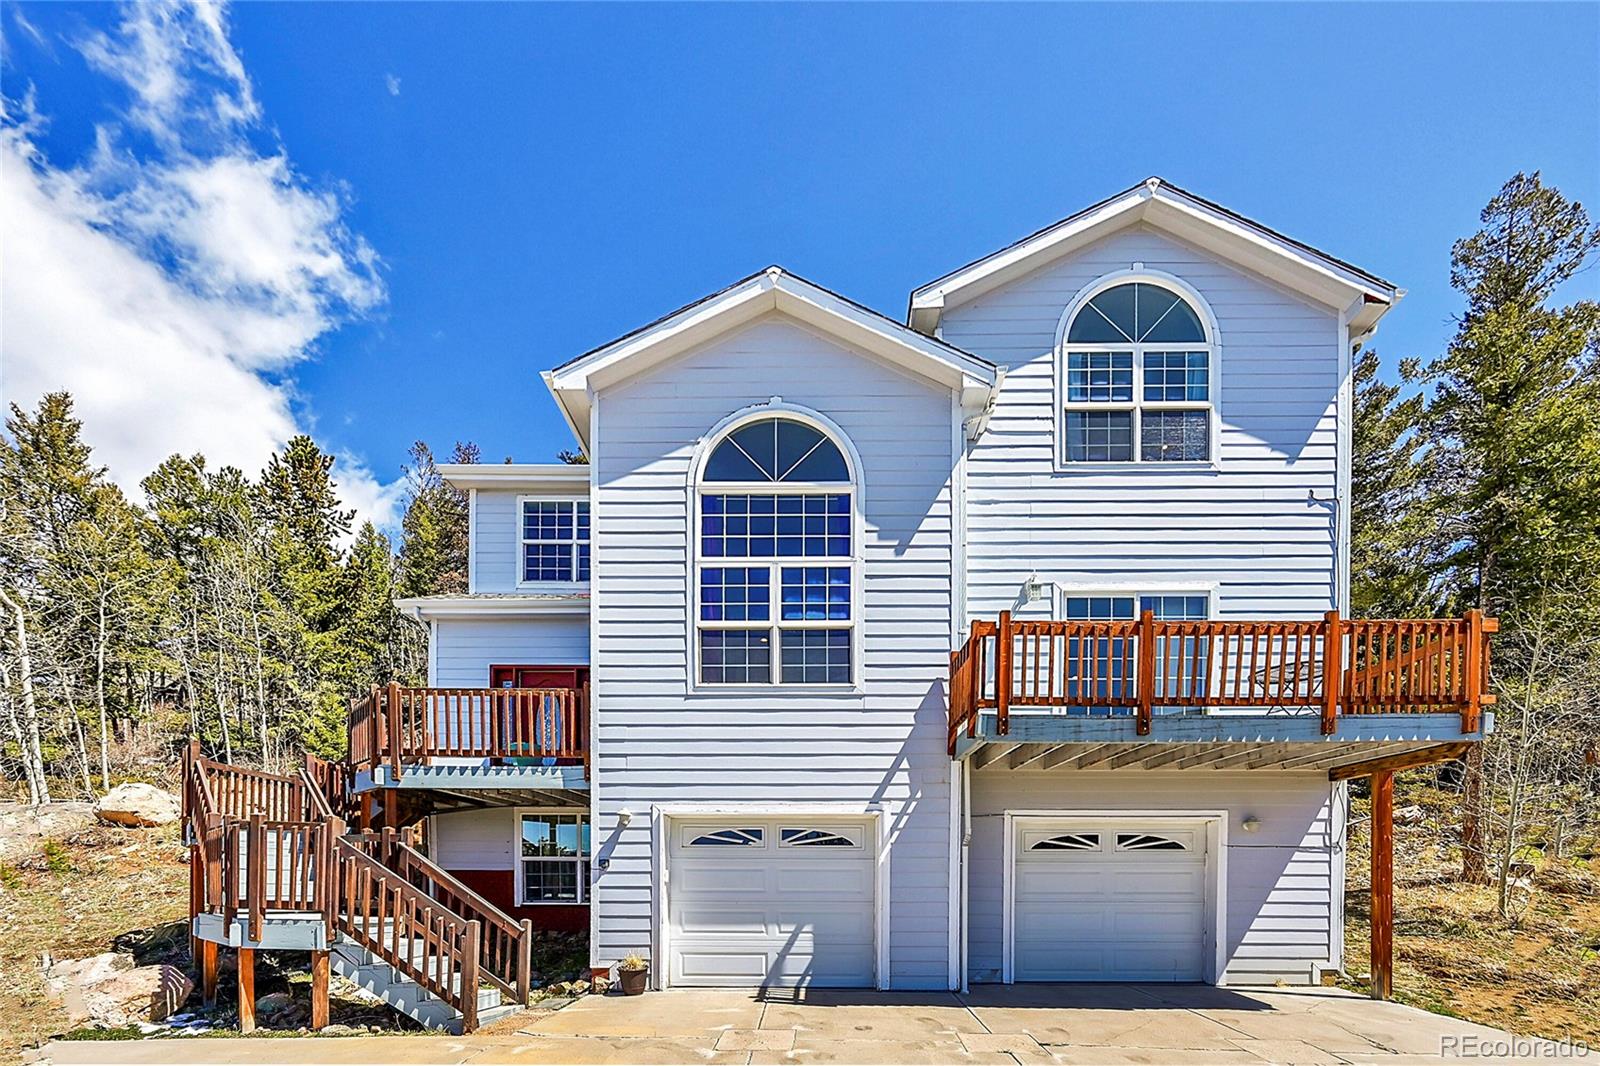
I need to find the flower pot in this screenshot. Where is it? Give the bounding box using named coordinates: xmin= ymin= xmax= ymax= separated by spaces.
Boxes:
xmin=618 ymin=967 xmax=648 ymax=996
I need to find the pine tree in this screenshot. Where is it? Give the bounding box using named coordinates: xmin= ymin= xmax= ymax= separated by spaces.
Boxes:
xmin=397 ymin=440 xmax=477 ymax=597
xmin=1350 ymin=350 xmax=1437 ymax=617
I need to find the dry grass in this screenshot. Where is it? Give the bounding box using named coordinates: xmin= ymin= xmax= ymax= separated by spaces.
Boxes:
xmin=0 ymin=821 xmax=188 ymax=1061
xmin=1344 ymin=782 xmax=1600 ymax=1043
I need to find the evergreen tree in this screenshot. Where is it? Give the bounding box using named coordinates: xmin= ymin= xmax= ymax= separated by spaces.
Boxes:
xmin=1349 ymin=350 xmax=1437 ymax=617
xmin=397 ymin=440 xmax=477 ymax=597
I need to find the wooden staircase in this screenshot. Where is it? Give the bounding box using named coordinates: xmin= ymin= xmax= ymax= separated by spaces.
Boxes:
xmin=182 ymin=742 xmax=532 ymax=1033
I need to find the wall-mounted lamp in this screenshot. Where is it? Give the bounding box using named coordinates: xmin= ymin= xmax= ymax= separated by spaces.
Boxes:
xmin=1241 ymin=815 xmax=1262 ymax=834
xmin=1023 ymin=574 xmax=1048 ymax=604
xmin=617 ymin=808 xmax=633 ymax=828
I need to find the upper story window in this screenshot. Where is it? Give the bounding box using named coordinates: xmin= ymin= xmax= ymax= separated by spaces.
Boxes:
xmin=1061 ymin=281 xmax=1213 ymax=464
xmin=521 ymin=499 xmax=590 ymax=583
xmin=696 ymin=416 xmax=855 ymax=687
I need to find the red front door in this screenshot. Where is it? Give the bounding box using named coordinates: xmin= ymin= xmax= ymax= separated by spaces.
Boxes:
xmin=490 ymin=665 xmax=586 ymax=689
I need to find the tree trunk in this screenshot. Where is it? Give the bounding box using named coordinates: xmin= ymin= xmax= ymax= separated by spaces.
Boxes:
xmin=95 ymin=595 xmax=111 ymax=791
xmin=0 ymin=590 xmax=51 ymax=804
xmin=1461 ymin=745 xmax=1489 ymax=883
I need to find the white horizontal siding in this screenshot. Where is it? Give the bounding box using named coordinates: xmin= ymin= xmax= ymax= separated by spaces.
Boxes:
xmin=431 ymin=807 xmax=517 ymax=870
xmin=939 ymin=224 xmax=1343 ymax=620
xmin=967 ymin=769 xmax=1339 ymax=985
xmin=593 ymin=314 xmax=958 ymax=989
xmin=431 ymin=617 xmax=590 ymax=687
xmin=471 ymin=488 xmax=590 ymax=594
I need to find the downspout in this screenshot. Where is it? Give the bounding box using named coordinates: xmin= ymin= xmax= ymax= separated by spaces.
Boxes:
xmin=961 ymin=757 xmax=971 ymax=993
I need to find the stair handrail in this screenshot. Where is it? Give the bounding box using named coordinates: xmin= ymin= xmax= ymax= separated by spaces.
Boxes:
xmin=347 ymin=828 xmax=532 ymax=1003
xmin=332 ymin=838 xmax=482 ymax=1030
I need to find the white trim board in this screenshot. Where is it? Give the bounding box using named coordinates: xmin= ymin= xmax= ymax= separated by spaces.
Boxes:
xmin=1000 ymin=810 xmax=1228 ymax=985
xmin=909 ymin=177 xmax=1401 ymax=339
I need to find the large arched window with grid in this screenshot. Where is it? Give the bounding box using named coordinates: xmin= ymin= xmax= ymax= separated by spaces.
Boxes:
xmin=695 ymin=416 xmax=855 ymax=686
xmin=1060 ymin=280 xmax=1215 ymax=464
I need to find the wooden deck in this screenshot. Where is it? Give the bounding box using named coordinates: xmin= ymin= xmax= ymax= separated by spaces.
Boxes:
xmin=182 ymin=743 xmax=531 ymax=1033
xmin=949 ymin=610 xmax=1497 ymax=763
xmin=349 ymin=683 xmax=590 ymax=789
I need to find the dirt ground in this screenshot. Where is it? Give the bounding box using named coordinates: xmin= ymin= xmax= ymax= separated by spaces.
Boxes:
xmin=1344 ymin=782 xmax=1600 ymax=1044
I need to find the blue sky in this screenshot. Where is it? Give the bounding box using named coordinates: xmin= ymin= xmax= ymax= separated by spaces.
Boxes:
xmin=4 ymin=2 xmax=1597 ymax=527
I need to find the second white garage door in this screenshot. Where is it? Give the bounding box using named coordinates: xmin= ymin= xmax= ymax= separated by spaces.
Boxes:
xmin=668 ymin=817 xmax=876 ymax=988
xmin=1013 ymin=819 xmax=1209 ymax=982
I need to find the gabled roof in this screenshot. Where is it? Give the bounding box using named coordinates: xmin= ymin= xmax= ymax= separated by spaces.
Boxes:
xmin=544 ymin=267 xmax=1000 ymax=452
xmin=908 ymin=177 xmax=1403 ymax=339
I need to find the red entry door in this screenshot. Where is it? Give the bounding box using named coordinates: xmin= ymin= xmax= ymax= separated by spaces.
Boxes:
xmin=490 ymin=665 xmax=584 ymax=689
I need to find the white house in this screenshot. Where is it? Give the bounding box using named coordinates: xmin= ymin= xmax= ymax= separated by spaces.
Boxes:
xmin=381 ymin=178 xmax=1492 ymax=993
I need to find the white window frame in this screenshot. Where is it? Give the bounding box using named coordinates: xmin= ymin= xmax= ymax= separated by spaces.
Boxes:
xmin=516 ymin=495 xmax=590 ymax=589
xmin=687 ymin=406 xmax=865 ymax=693
xmin=516 ymin=808 xmax=591 ymax=906
xmin=1054 ymin=269 xmax=1222 ymax=470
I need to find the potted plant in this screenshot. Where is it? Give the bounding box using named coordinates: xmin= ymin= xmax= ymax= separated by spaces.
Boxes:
xmin=617 ymin=954 xmax=649 ymax=996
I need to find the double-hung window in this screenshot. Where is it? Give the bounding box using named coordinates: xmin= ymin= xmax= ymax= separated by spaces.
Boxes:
xmin=1062 ymin=281 xmax=1214 ymax=464
xmin=520 ymin=812 xmax=590 ymax=903
xmin=696 ymin=417 xmax=855 ymax=686
xmin=520 ymin=499 xmax=590 ymax=583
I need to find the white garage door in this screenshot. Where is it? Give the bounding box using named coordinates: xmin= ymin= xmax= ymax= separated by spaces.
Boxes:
xmin=1014 ymin=820 xmax=1208 ymax=982
xmin=668 ymin=818 xmax=875 ymax=987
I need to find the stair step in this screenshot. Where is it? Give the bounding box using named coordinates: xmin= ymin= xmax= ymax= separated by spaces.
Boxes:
xmin=330 ymin=934 xmax=509 ymax=1034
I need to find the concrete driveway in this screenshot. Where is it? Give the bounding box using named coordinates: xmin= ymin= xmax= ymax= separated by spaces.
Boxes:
xmin=33 ymin=985 xmax=1568 ymax=1065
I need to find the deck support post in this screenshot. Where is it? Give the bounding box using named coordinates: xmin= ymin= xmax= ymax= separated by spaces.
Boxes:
xmin=1136 ymin=610 xmax=1155 ymax=736
xmin=238 ymin=947 xmax=257 ymax=1033
xmin=996 ymin=610 xmax=1012 ymax=736
xmin=1370 ymin=768 xmax=1394 ymax=1000
xmin=1321 ymin=610 xmax=1341 ymax=735
xmin=381 ymin=788 xmax=399 ymax=831
xmin=200 ymin=939 xmax=218 ymax=1008
xmin=310 ymin=949 xmax=329 ymax=1031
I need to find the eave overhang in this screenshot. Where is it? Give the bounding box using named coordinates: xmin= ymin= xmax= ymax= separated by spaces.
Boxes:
xmin=546 ymin=266 xmax=1000 ymax=453
xmin=394 ymin=594 xmax=589 ymax=621
xmin=437 ymin=464 xmax=589 ymax=494
xmin=909 ymin=177 xmax=1403 ymax=340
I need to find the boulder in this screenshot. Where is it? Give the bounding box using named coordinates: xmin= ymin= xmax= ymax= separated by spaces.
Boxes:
xmin=1394 ymin=804 xmax=1426 ymax=827
xmin=256 ymin=991 xmax=294 ymax=1016
xmin=94 ymin=784 xmax=180 ymax=828
xmin=0 ymin=802 xmax=95 ymax=863
xmin=81 ymin=964 xmax=194 ymax=1025
xmin=570 ymin=979 xmax=590 ymax=996
xmin=591 ymin=976 xmax=611 ymax=996
xmin=320 ymin=1023 xmax=361 ymax=1036
xmin=44 ymin=952 xmax=138 ymax=1024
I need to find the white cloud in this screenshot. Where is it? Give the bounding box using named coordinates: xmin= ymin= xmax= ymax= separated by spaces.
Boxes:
xmin=1 ymin=1 xmax=401 ymax=534
xmin=384 ymin=73 xmax=401 ymax=97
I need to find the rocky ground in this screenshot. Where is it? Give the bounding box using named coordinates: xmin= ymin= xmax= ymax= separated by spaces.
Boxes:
xmin=1 ymin=796 xmax=605 ymax=1058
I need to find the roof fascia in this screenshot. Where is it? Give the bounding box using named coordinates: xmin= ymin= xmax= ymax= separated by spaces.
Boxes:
xmin=395 ymin=595 xmax=591 ymax=620
xmin=909 ymin=180 xmax=1400 ymax=332
xmin=439 ymin=464 xmax=591 ymax=493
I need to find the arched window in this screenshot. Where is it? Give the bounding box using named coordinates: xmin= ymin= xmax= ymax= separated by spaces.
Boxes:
xmin=1061 ymin=280 xmax=1213 ymax=464
xmin=696 ymin=416 xmax=854 ymax=686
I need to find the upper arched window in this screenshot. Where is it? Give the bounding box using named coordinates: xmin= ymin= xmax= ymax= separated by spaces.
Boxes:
xmin=703 ymin=418 xmax=850 ymax=483
xmin=695 ymin=416 xmax=855 ymax=687
xmin=1061 ymin=281 xmax=1213 ymax=464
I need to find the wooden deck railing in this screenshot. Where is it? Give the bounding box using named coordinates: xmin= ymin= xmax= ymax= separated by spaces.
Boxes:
xmin=349 ymin=683 xmax=590 ymax=781
xmin=182 ymin=740 xmax=512 ymax=1031
xmin=349 ymin=828 xmax=533 ymax=1005
xmin=334 ymin=839 xmax=482 ymax=1032
xmin=948 ymin=610 xmax=1498 ymax=752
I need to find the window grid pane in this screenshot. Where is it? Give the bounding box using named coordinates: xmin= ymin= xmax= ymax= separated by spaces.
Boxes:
xmin=1064 ymin=410 xmax=1134 ymax=463
xmin=1143 ymin=351 xmax=1209 ymax=402
xmin=523 ymin=543 xmax=573 ymax=582
xmin=1141 ymin=410 xmax=1209 ymax=462
xmin=700 ymin=567 xmax=771 ymax=622
xmin=702 ymin=494 xmax=849 ymax=558
xmin=780 ymin=628 xmax=851 ymax=685
xmin=780 ymin=567 xmax=850 ymax=621
xmin=1066 ymin=352 xmax=1134 ymax=403
xmin=700 ymin=629 xmax=772 ymax=684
